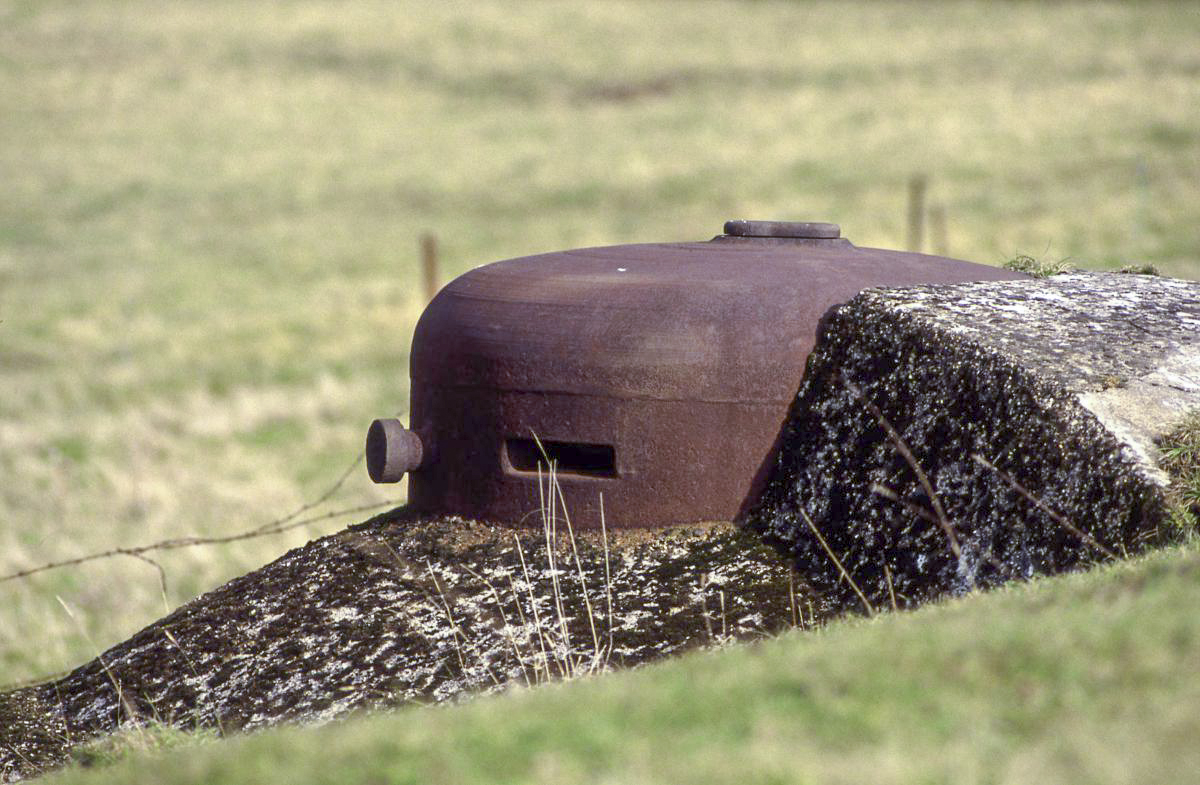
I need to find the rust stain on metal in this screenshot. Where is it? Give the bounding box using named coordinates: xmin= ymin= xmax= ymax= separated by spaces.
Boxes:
xmin=367 ymin=220 xmax=1027 ymax=529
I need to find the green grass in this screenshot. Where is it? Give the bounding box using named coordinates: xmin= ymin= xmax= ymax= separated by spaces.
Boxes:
xmin=67 ymin=725 xmax=220 ymax=773
xmin=2 ymin=0 xmax=1200 ymax=685
xmin=1002 ymin=253 xmax=1078 ymax=279
xmin=45 ymin=541 xmax=1200 ymax=785
xmin=1160 ymin=411 xmax=1200 ymax=532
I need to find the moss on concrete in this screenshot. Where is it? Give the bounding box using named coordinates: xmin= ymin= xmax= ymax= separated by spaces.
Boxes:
xmin=0 ymin=511 xmax=813 ymax=782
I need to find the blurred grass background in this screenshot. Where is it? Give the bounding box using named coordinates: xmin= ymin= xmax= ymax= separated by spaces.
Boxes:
xmin=1 ymin=0 xmax=1198 ymax=685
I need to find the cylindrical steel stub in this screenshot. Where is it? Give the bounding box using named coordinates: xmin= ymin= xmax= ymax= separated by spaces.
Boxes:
xmin=366 ymin=418 xmax=426 ymax=483
xmin=723 ymin=220 xmax=841 ymax=239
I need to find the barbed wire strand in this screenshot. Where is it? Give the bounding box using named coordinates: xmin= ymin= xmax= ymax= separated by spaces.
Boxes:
xmin=1 ymin=454 xmax=402 ymax=585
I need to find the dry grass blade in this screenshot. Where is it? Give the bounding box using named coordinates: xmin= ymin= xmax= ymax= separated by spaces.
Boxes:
xmin=883 ymin=563 xmax=899 ymax=612
xmin=424 ymin=561 xmax=468 ymax=674
xmin=500 ymin=563 xmax=534 ymax=667
xmin=530 ymin=432 xmax=611 ymax=677
xmin=56 ymin=597 xmax=141 ymax=729
xmin=788 ymin=569 xmax=801 ymax=629
xmin=444 ymin=483 xmax=611 ymax=686
xmin=538 ymin=462 xmax=574 ymax=676
xmin=972 ymin=453 xmax=1118 ymax=559
xmin=599 ymin=493 xmax=614 ymax=659
xmin=875 ymin=482 xmax=1017 ymax=579
xmin=720 ymin=591 xmax=727 ymax=641
xmin=797 ymin=504 xmax=875 ymax=616
xmin=843 ymin=377 xmax=965 ymax=568
xmin=871 ymin=483 xmax=940 ymax=526
xmin=699 ymin=574 xmax=715 ymax=642
xmin=424 ymin=560 xmax=504 ymax=688
xmin=161 ymin=629 xmax=222 ymax=731
xmin=554 ymin=475 xmax=601 ymax=666
xmin=513 ymin=533 xmax=559 ymax=682
xmin=459 ymin=563 xmax=533 ymax=689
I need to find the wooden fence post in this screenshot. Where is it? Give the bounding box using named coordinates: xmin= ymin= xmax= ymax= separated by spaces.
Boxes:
xmin=421 ymin=233 xmax=439 ymax=303
xmin=929 ymin=203 xmax=948 ymax=257
xmin=907 ymin=175 xmax=927 ymax=253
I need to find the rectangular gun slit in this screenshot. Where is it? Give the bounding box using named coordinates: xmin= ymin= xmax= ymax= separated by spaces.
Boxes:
xmin=505 ymin=438 xmax=617 ymax=479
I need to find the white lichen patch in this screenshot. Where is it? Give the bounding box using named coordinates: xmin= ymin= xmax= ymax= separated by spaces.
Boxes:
xmin=325 ymin=607 xmax=362 ymax=624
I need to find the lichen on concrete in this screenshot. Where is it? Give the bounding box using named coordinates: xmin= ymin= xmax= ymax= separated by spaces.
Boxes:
xmin=0 ymin=510 xmax=812 ymax=782
xmin=747 ymin=272 xmax=1200 ymax=610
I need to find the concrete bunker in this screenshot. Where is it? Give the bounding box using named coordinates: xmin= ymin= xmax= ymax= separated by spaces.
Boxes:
xmin=4 ymin=228 xmax=1197 ymax=783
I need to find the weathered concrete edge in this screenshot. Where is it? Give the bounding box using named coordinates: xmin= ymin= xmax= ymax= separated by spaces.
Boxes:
xmin=746 ymin=272 xmax=1199 ymax=605
xmin=1077 ymin=341 xmax=1200 ymax=486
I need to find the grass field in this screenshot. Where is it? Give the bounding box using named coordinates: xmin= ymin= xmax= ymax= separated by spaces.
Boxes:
xmin=2 ymin=0 xmax=1199 ymax=691
xmin=48 ymin=541 xmax=1200 ymax=785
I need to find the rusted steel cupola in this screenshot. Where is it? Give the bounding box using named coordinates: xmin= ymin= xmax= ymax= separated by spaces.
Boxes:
xmin=367 ymin=220 xmax=1025 ymax=529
